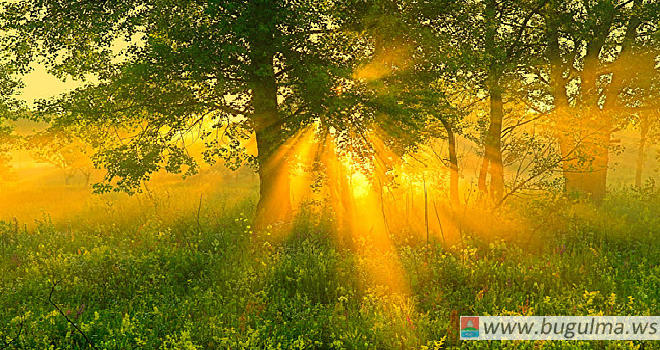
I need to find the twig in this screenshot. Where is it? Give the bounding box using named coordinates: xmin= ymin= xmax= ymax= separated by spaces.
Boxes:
xmin=376 ymin=176 xmax=391 ymax=237
xmin=47 ymin=280 xmax=98 ymax=349
xmin=196 ymin=193 xmax=204 ymax=233
xmin=0 ymin=317 xmax=24 ymax=349
xmin=432 ymin=198 xmax=446 ymax=247
xmin=423 ymin=174 xmax=429 ymax=247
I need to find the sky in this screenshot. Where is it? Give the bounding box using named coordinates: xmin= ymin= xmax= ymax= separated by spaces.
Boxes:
xmin=15 ymin=32 xmax=138 ymax=108
xmin=18 ymin=64 xmax=85 ymax=108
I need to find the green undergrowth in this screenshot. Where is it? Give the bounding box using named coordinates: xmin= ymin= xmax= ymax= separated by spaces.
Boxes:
xmin=1 ymin=189 xmax=660 ymax=349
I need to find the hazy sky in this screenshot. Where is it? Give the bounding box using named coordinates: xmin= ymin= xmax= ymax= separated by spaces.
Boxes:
xmin=18 ymin=64 xmax=85 ymax=108
xmin=16 ymin=33 xmax=137 ymax=108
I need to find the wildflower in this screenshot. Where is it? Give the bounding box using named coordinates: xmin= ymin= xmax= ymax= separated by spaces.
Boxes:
xmin=406 ymin=315 xmax=415 ymax=329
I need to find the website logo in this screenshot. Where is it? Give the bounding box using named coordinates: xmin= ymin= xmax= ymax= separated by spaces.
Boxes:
xmin=458 ymin=316 xmax=660 ymax=340
xmin=461 ymin=316 xmax=480 ymax=338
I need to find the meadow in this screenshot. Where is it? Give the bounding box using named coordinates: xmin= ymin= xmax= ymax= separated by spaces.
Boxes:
xmin=2 ymin=171 xmax=660 ymax=349
xmin=3 ymin=0 xmax=660 ymax=347
xmin=2 ymin=123 xmax=660 ymax=349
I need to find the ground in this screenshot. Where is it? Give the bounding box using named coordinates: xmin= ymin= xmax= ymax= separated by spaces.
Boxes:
xmin=2 ymin=183 xmax=660 ymax=349
xmin=1 ymin=122 xmax=659 ymax=349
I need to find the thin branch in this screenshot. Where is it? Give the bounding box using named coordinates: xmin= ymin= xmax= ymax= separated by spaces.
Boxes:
xmin=46 ymin=280 xmax=98 ymax=350
xmin=196 ymin=193 xmax=204 ymax=233
xmin=501 ymin=111 xmax=548 ymax=137
xmin=90 ymin=99 xmax=249 ymax=119
xmin=496 ymin=128 xmax=600 ymax=207
xmin=615 ymin=0 xmax=635 ymax=10
xmin=0 ymin=317 xmax=23 ymax=349
xmin=505 ymin=0 xmax=548 ymax=61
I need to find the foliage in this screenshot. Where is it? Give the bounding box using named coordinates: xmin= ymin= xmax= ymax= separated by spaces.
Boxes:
xmin=25 ymin=127 xmax=95 ymax=186
xmin=0 ymin=61 xmax=24 ymax=181
xmin=0 ymin=120 xmax=15 ymax=180
xmin=0 ymin=0 xmax=424 ymax=195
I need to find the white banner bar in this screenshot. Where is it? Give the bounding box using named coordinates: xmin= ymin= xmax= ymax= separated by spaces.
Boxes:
xmin=461 ymin=316 xmax=660 ymax=340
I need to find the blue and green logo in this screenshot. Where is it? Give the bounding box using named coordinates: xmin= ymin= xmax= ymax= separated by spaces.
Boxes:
xmin=461 ymin=317 xmax=480 ymax=338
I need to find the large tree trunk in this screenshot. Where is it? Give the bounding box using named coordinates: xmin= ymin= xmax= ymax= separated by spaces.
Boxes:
xmin=549 ymin=0 xmax=640 ymax=201
xmin=566 ymin=30 xmax=608 ymax=199
xmin=478 ymin=86 xmax=505 ymax=202
xmin=546 ymin=12 xmax=581 ymax=195
xmin=488 ymin=88 xmax=505 ymax=202
xmin=557 ymin=113 xmax=611 ymax=202
xmin=579 ymin=120 xmax=610 ymax=202
xmin=583 ymin=3 xmax=640 ymax=201
xmin=439 ymin=117 xmax=459 ymax=205
xmin=635 ymin=113 xmax=650 ymax=188
xmin=252 ymin=58 xmax=293 ymax=230
xmin=546 ymin=0 xmax=606 ymax=200
xmin=478 ymin=0 xmax=505 ymax=202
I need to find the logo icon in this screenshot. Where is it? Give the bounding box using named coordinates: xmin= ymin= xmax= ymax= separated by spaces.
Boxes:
xmin=461 ymin=317 xmax=480 ymax=338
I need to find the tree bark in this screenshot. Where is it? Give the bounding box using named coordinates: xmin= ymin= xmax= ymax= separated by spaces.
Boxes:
xmin=439 ymin=117 xmax=459 ymax=205
xmin=635 ymin=113 xmax=650 ymax=188
xmin=546 ymin=0 xmax=619 ymax=202
xmin=581 ymin=121 xmax=610 ymax=202
xmin=478 ymin=86 xmax=505 ymax=202
xmin=546 ymin=11 xmax=580 ymax=194
xmin=488 ymin=87 xmax=505 ymax=202
xmin=251 ymin=57 xmax=293 ymax=230
xmin=478 ymin=0 xmax=505 ymax=202
xmin=557 ymin=111 xmax=611 ymax=202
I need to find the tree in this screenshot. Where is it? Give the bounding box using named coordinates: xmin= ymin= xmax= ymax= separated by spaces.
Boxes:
xmin=471 ymin=0 xmax=549 ymax=202
xmin=346 ymin=0 xmax=483 ymax=207
xmin=3 ymin=0 xmax=405 ymax=228
xmin=26 ymin=128 xmax=94 ymax=186
xmin=0 ymin=121 xmax=14 ymax=181
xmin=397 ymin=0 xmax=547 ymax=202
xmin=0 ymin=62 xmax=23 ymax=181
xmin=541 ymin=0 xmax=660 ymax=201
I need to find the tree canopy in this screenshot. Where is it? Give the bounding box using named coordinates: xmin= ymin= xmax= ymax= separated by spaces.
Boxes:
xmin=1 ymin=0 xmax=659 ymax=224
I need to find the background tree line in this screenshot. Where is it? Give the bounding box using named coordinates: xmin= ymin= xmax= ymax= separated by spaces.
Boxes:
xmin=0 ymin=0 xmax=659 ymax=226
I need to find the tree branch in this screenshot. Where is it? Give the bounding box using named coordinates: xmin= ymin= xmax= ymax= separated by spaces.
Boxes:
xmin=46 ymin=280 xmax=98 ymax=350
xmin=0 ymin=317 xmax=23 ymax=349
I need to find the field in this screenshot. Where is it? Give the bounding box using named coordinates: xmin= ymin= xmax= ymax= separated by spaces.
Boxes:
xmin=2 ymin=120 xmax=660 ymax=349
xmin=3 ymin=1 xmax=660 ymax=348
xmin=2 ymin=168 xmax=660 ymax=349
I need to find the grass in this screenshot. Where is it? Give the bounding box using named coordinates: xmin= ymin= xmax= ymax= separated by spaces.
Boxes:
xmin=2 ymin=187 xmax=660 ymax=349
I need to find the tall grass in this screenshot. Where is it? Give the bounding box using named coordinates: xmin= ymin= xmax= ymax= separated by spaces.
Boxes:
xmin=1 ymin=189 xmax=660 ymax=349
